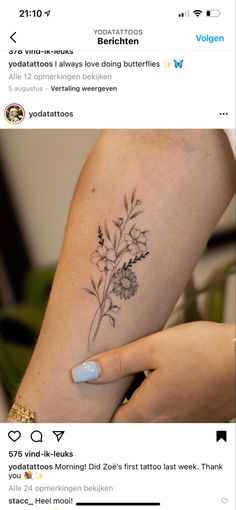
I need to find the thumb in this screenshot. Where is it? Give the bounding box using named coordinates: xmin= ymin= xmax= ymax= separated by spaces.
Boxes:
xmin=71 ymin=335 xmax=157 ymax=384
xmin=111 ymin=400 xmax=145 ymax=423
xmin=111 ymin=375 xmax=153 ymax=422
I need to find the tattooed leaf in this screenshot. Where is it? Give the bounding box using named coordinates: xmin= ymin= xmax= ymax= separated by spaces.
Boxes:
xmin=107 ymin=314 xmax=116 ymax=327
xmin=117 ymin=248 xmax=125 ymax=258
xmin=124 ymin=195 xmax=128 ymax=212
xmin=131 ymin=188 xmax=136 ymax=205
xmin=106 ymin=296 xmax=113 ymax=310
xmin=83 ymin=288 xmax=96 ymax=296
xmin=123 ymin=251 xmax=149 ymax=269
xmin=98 ymin=226 xmax=104 ymax=246
xmin=130 ymin=211 xmax=144 ymax=220
xmin=91 ymin=278 xmax=97 ymax=292
xmin=122 ymin=258 xmax=132 ymax=270
xmin=114 ymin=229 xmax=118 ymax=249
xmin=97 ymin=276 xmax=103 ymax=289
xmin=111 ymin=305 xmax=120 ymax=314
xmin=104 ymin=220 xmax=111 ymax=241
xmin=113 ymin=220 xmax=121 ymax=230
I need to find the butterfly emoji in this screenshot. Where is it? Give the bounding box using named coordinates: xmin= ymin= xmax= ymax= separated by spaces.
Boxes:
xmin=174 ymin=60 xmax=184 ymax=68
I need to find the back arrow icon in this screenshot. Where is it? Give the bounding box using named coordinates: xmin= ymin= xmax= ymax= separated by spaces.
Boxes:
xmin=10 ymin=32 xmax=16 ymax=43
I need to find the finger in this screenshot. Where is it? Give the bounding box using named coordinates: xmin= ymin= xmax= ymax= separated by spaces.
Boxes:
xmin=111 ymin=377 xmax=154 ymax=422
xmin=71 ymin=335 xmax=158 ymax=384
xmin=111 ymin=401 xmax=145 ymax=423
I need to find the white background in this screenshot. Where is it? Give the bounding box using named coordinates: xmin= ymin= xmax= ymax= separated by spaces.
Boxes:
xmin=1 ymin=424 xmax=235 ymax=510
xmin=0 ymin=1 xmax=235 ymax=128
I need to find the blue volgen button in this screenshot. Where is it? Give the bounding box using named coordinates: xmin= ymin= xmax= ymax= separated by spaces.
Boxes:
xmin=196 ymin=34 xmax=224 ymax=43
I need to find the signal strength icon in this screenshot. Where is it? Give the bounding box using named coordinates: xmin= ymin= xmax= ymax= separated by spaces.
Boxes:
xmin=178 ymin=10 xmax=190 ymax=17
xmin=193 ymin=9 xmax=203 ymax=17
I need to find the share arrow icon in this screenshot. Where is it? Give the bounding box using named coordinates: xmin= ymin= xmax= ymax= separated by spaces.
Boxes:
xmin=53 ymin=431 xmax=65 ymax=442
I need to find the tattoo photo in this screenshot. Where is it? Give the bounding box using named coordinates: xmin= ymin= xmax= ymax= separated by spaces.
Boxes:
xmin=83 ymin=189 xmax=149 ymax=347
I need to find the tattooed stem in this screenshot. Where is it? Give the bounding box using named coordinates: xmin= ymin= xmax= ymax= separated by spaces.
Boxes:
xmin=117 ymin=205 xmax=135 ymax=251
xmin=88 ymin=304 xmax=102 ymax=347
xmin=87 ymin=253 xmax=123 ymax=346
xmin=101 ymin=271 xmax=107 ymax=315
xmin=88 ymin=285 xmax=116 ymax=346
xmin=104 ymin=248 xmax=127 ymax=299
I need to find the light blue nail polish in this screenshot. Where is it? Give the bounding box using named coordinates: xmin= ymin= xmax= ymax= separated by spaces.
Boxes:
xmin=71 ymin=361 xmax=100 ymax=383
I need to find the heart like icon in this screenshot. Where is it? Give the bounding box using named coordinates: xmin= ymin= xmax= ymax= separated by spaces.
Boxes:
xmin=8 ymin=430 xmax=21 ymax=442
xmin=221 ymin=498 xmax=229 ymax=504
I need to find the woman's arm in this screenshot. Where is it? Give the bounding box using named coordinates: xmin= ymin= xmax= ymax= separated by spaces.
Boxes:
xmin=9 ymin=129 xmax=235 ymax=422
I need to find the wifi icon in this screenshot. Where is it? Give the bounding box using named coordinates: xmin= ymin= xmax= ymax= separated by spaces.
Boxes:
xmin=193 ymin=9 xmax=203 ymax=17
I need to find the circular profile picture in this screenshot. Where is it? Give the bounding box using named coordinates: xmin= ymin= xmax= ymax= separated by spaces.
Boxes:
xmin=4 ymin=103 xmax=25 ymax=125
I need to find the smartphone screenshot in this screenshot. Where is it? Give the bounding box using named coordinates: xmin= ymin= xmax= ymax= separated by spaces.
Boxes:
xmin=0 ymin=1 xmax=235 ymax=510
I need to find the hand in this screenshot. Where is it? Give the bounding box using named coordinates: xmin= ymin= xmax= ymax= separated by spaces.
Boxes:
xmin=74 ymin=321 xmax=236 ymax=422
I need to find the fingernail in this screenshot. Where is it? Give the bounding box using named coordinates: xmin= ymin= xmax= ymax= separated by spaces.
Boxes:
xmin=71 ymin=361 xmax=101 ymax=383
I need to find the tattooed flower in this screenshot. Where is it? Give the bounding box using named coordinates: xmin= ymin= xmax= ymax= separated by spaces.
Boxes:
xmin=113 ymin=268 xmax=138 ymax=299
xmin=91 ymin=245 xmax=116 ymax=272
xmin=86 ymin=190 xmax=149 ymax=346
xmin=125 ymin=228 xmax=147 ymax=255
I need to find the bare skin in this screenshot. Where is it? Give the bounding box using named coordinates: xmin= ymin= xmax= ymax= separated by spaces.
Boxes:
xmin=8 ymin=130 xmax=235 ymax=422
xmin=83 ymin=321 xmax=236 ymax=423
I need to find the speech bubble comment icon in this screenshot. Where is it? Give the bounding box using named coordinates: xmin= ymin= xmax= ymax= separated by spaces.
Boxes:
xmin=31 ymin=430 xmax=43 ymax=442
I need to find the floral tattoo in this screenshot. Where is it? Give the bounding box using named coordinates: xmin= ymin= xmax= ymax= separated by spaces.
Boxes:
xmin=83 ymin=189 xmax=149 ymax=347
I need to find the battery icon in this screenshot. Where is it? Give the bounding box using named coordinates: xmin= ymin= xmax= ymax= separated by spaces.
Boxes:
xmin=206 ymin=9 xmax=221 ymax=17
